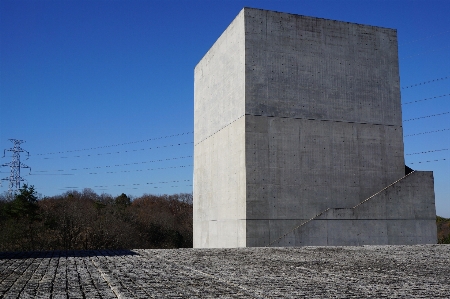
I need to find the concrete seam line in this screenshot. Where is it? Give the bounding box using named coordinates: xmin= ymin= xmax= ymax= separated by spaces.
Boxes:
xmin=141 ymin=250 xmax=264 ymax=299
xmin=353 ymin=171 xmax=415 ymax=208
xmin=90 ymin=256 xmax=124 ymax=299
xmin=266 ymin=209 xmax=330 ymax=247
xmin=194 ymin=114 xmax=246 ymax=146
xmin=268 ymin=172 xmax=418 ymax=247
xmin=269 ymin=171 xmax=419 ymax=246
xmin=245 ymin=113 xmax=400 ymax=127
xmin=194 ymin=112 xmax=400 ymax=146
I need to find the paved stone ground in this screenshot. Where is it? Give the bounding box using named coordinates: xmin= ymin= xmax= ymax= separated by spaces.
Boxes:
xmin=0 ymin=245 xmax=449 ymax=298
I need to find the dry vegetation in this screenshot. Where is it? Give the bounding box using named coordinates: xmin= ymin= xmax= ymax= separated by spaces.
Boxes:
xmin=437 ymin=216 xmax=450 ymax=244
xmin=1 ymin=185 xmax=448 ymax=251
xmin=0 ymin=185 xmax=192 ymax=251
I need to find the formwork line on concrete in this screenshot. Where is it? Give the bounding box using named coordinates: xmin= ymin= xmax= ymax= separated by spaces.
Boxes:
xmin=265 ymin=209 xmax=331 ymax=247
xmin=267 ymin=172 xmax=417 ymax=247
xmin=194 ymin=114 xmax=245 ymax=146
xmin=246 ymin=113 xmax=399 ymax=127
xmin=352 ymin=171 xmax=415 ymax=208
xmin=139 ymin=249 xmax=265 ymax=299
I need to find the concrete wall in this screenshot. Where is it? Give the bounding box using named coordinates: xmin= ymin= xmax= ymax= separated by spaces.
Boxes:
xmin=194 ymin=9 xmax=246 ymax=145
xmin=244 ymin=9 xmax=401 ymax=125
xmin=194 ymin=118 xmax=246 ymax=247
xmin=194 ymin=7 xmax=436 ymax=248
xmin=244 ymin=8 xmax=406 ymax=246
xmin=193 ymin=10 xmax=246 ymax=248
xmin=269 ymin=171 xmax=437 ymax=246
xmin=245 ymin=116 xmax=406 ymax=246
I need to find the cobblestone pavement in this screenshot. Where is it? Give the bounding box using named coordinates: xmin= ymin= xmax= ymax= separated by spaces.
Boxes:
xmin=0 ymin=245 xmax=449 ymax=298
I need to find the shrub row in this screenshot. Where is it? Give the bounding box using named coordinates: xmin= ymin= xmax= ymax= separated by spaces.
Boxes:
xmin=0 ymin=185 xmax=192 ymax=251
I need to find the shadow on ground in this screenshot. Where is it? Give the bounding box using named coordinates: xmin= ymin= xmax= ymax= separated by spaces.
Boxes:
xmin=0 ymin=249 xmax=138 ymax=259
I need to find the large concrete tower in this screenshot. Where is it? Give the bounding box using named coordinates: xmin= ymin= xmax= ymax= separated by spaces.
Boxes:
xmin=193 ymin=8 xmax=437 ymax=248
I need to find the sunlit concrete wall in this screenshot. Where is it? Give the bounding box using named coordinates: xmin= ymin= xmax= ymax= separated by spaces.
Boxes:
xmin=194 ymin=7 xmax=436 ymax=248
xmin=193 ymin=10 xmax=246 ymax=248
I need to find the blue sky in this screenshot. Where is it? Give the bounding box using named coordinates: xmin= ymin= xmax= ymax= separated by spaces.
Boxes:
xmin=0 ymin=0 xmax=449 ymax=216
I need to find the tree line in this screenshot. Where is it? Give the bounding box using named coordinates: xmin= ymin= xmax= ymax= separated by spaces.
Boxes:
xmin=1 ymin=185 xmax=448 ymax=252
xmin=437 ymin=216 xmax=450 ymax=244
xmin=0 ymin=185 xmax=192 ymax=252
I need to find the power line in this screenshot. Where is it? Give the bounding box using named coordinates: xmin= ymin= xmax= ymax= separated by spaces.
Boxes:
xmin=26 ymin=164 xmax=194 ymax=176
xmin=402 ymin=46 xmax=450 ymax=59
xmin=32 ymin=155 xmax=192 ymax=173
xmin=404 ymin=128 xmax=450 ymax=137
xmin=409 ymin=158 xmax=447 ymax=165
xmin=112 ymin=179 xmax=191 ymax=188
xmin=401 ymin=76 xmax=448 ymax=89
xmin=35 ymin=131 xmax=193 ymax=156
xmin=402 ymin=94 xmax=449 ymax=105
xmin=59 ymin=179 xmax=192 ymax=190
xmin=403 ymin=111 xmax=449 ymax=122
xmin=399 ymin=30 xmax=450 ymax=45
xmin=40 ymin=141 xmax=193 ymax=160
xmin=27 ymin=173 xmax=75 ymax=176
xmin=406 ymin=149 xmax=448 ymax=156
xmin=91 ymin=164 xmax=193 ymax=175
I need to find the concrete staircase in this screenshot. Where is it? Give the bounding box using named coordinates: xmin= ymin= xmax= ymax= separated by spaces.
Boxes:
xmin=268 ymin=170 xmax=437 ymax=246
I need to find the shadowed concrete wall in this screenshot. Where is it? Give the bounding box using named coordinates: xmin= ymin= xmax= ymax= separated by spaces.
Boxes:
xmin=270 ymin=171 xmax=437 ymax=246
xmin=194 ymin=7 xmax=436 ymax=248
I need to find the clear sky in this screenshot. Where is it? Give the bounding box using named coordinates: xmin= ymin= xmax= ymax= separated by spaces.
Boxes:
xmin=1 ymin=0 xmax=449 ymax=216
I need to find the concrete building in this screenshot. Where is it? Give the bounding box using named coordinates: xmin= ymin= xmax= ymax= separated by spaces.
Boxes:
xmin=193 ymin=7 xmax=437 ymax=248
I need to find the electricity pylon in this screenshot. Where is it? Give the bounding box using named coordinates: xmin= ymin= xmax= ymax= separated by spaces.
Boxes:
xmin=1 ymin=139 xmax=31 ymax=195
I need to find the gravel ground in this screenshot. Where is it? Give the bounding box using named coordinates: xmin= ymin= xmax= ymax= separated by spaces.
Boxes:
xmin=0 ymin=245 xmax=449 ymax=298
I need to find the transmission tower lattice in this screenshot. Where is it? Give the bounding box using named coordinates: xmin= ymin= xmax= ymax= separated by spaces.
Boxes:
xmin=1 ymin=139 xmax=31 ymax=195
